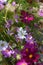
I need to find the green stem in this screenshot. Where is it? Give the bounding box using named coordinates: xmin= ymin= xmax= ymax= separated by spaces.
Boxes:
xmin=5 ymin=9 xmax=8 ymax=22
xmin=4 ymin=0 xmax=12 ymax=22
xmin=3 ymin=31 xmax=10 ymax=40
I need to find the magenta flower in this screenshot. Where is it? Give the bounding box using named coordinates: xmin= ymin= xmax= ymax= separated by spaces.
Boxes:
xmin=20 ymin=10 xmax=34 ymax=24
xmin=21 ymin=43 xmax=39 ymax=65
xmin=16 ymin=60 xmax=28 ymax=65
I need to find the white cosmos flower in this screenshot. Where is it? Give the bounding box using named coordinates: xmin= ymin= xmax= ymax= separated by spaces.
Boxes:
xmin=17 ymin=27 xmax=27 ymax=39
xmin=0 ymin=40 xmax=8 ymax=51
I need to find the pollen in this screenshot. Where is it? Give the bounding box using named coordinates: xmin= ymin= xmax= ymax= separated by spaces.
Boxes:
xmin=29 ymin=54 xmax=33 ymax=58
xmin=26 ymin=48 xmax=28 ymax=52
xmin=22 ymin=63 xmax=27 ymax=65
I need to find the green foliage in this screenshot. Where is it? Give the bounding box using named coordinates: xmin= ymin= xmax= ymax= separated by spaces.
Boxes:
xmin=0 ymin=10 xmax=5 ymax=24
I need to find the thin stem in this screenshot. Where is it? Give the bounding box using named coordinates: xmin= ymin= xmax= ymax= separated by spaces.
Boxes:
xmin=5 ymin=9 xmax=8 ymax=22
xmin=4 ymin=0 xmax=12 ymax=22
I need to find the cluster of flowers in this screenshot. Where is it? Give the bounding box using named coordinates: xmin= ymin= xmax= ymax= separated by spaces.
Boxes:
xmin=1 ymin=32 xmax=40 ymax=65
xmin=0 ymin=0 xmax=43 ymax=65
xmin=0 ymin=26 xmax=43 ymax=65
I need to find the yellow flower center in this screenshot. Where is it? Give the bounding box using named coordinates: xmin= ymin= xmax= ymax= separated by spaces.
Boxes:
xmin=29 ymin=54 xmax=33 ymax=58
xmin=22 ymin=63 xmax=27 ymax=65
xmin=26 ymin=48 xmax=28 ymax=52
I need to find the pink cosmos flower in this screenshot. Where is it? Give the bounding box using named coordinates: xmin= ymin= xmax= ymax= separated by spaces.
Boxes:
xmin=38 ymin=5 xmax=43 ymax=17
xmin=21 ymin=43 xmax=40 ymax=65
xmin=0 ymin=3 xmax=4 ymax=10
xmin=16 ymin=60 xmax=28 ymax=65
xmin=20 ymin=10 xmax=34 ymax=24
xmin=38 ymin=10 xmax=43 ymax=17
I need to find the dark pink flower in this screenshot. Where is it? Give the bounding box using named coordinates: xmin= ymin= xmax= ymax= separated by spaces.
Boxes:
xmin=20 ymin=10 xmax=34 ymax=24
xmin=16 ymin=60 xmax=28 ymax=65
xmin=21 ymin=43 xmax=40 ymax=65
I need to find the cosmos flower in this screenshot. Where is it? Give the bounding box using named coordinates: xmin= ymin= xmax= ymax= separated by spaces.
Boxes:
xmin=0 ymin=2 xmax=4 ymax=10
xmin=38 ymin=4 xmax=43 ymax=17
xmin=2 ymin=46 xmax=21 ymax=58
xmin=1 ymin=46 xmax=15 ymax=58
xmin=17 ymin=27 xmax=27 ymax=39
xmin=16 ymin=60 xmax=28 ymax=65
xmin=0 ymin=0 xmax=7 ymax=4
xmin=12 ymin=1 xmax=16 ymax=6
xmin=5 ymin=20 xmax=13 ymax=29
xmin=20 ymin=10 xmax=34 ymax=24
xmin=0 ymin=40 xmax=8 ymax=51
xmin=25 ymin=34 xmax=34 ymax=43
xmin=2 ymin=49 xmax=12 ymax=57
xmin=21 ymin=43 xmax=39 ymax=65
xmin=25 ymin=34 xmax=37 ymax=45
